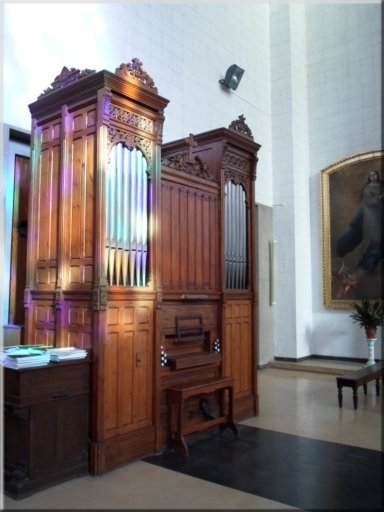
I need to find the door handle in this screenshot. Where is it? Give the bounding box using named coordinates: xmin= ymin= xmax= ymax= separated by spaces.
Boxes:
xmin=135 ymin=352 xmax=143 ymax=367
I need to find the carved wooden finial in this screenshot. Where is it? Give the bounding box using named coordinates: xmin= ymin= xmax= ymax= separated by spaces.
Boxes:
xmin=228 ymin=114 xmax=254 ymax=140
xmin=185 ymin=133 xmax=198 ymax=161
xmin=115 ymin=58 xmax=158 ymax=92
xmin=38 ymin=66 xmax=96 ymax=99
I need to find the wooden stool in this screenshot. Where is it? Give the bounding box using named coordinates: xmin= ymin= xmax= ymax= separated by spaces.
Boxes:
xmin=167 ymin=377 xmax=238 ymax=456
xmin=336 ymin=362 xmax=383 ymax=410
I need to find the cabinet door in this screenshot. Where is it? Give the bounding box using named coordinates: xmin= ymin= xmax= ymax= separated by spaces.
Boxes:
xmin=223 ymin=300 xmax=253 ymax=398
xmin=104 ymin=302 xmax=153 ymax=435
xmin=57 ymin=395 xmax=89 ymax=466
xmin=30 ymin=401 xmax=58 ymax=477
xmin=29 ymin=396 xmax=88 ymax=477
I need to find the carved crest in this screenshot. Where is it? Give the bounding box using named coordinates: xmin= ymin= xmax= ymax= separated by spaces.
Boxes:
xmin=162 ymin=152 xmax=213 ymax=181
xmin=115 ymin=59 xmax=158 ymax=92
xmin=228 ymin=114 xmax=254 ymax=140
xmin=38 ymin=66 xmax=96 ymax=99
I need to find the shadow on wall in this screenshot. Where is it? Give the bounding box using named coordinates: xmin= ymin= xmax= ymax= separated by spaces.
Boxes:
xmin=312 ymin=312 xmax=383 ymax=359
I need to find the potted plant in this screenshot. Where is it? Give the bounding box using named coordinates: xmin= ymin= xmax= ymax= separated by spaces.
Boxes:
xmin=350 ymin=299 xmax=384 ymax=365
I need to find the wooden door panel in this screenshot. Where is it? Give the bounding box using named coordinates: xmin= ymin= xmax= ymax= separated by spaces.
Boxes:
xmin=118 ymin=331 xmax=134 ymax=427
xmin=133 ymin=329 xmax=152 ymax=423
xmin=62 ymin=303 xmax=92 ymax=349
xmin=35 ymin=135 xmax=60 ymax=287
xmin=224 ymin=300 xmax=253 ymax=397
xmin=30 ymin=401 xmax=58 ymax=475
xmin=104 ymin=332 xmax=118 ymax=431
xmin=28 ymin=301 xmax=56 ymax=345
xmin=57 ymin=395 xmax=88 ymax=465
xmin=104 ymin=302 xmax=153 ymax=435
xmin=66 ymin=107 xmax=95 ymax=288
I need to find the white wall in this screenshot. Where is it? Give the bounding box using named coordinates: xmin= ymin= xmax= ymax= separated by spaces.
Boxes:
xmin=270 ymin=4 xmax=313 ymax=359
xmin=271 ymin=2 xmax=381 ymax=360
xmin=256 ymin=204 xmax=274 ymax=366
xmin=306 ymin=3 xmax=382 ymax=359
xmin=3 ymin=1 xmax=273 ymax=205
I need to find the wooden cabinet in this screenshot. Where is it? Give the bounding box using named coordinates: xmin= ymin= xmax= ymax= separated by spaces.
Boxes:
xmin=26 ymin=62 xmax=169 ymax=474
xmin=4 ymin=360 xmax=90 ymax=499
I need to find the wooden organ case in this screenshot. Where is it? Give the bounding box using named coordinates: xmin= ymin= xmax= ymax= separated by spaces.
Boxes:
xmin=25 ymin=61 xmax=260 ymax=474
xmin=157 ymin=117 xmax=260 ymax=447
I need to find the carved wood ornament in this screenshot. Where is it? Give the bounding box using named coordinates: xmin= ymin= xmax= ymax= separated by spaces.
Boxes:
xmin=39 ymin=66 xmax=96 ymax=99
xmin=109 ymin=104 xmax=153 ymax=134
xmin=115 ymin=58 xmax=158 ymax=92
xmin=223 ymin=151 xmax=250 ymax=190
xmin=162 ymin=152 xmax=213 ymax=180
xmin=107 ymin=126 xmax=153 ymax=168
xmin=228 ymin=114 xmax=254 ymax=140
xmin=161 ymin=133 xmax=214 ymax=180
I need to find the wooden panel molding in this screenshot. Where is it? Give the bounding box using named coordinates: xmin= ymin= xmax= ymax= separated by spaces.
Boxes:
xmin=65 ymin=106 xmax=96 ymax=289
xmin=161 ymin=181 xmax=219 ymax=293
xmin=223 ymin=299 xmax=256 ymax=418
xmin=103 ymin=301 xmax=154 ymax=435
xmin=35 ymin=119 xmax=61 ymax=289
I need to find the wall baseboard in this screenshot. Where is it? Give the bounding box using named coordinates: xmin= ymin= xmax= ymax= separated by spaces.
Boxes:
xmin=274 ymin=354 xmax=383 ymax=364
xmin=274 ymin=356 xmax=311 ymax=362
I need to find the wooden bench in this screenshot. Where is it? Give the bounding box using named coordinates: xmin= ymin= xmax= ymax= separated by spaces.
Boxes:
xmin=167 ymin=377 xmax=237 ymax=456
xmin=336 ymin=362 xmax=384 ymax=410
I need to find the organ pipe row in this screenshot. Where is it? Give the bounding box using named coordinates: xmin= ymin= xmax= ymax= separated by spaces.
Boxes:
xmin=224 ymin=181 xmax=248 ymax=289
xmin=106 ymin=143 xmax=149 ymax=287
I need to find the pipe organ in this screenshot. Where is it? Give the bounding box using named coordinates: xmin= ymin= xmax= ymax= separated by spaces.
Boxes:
xmin=25 ymin=62 xmax=261 ymax=474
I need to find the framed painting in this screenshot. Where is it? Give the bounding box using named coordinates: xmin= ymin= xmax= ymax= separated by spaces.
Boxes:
xmin=321 ymin=150 xmax=383 ymax=308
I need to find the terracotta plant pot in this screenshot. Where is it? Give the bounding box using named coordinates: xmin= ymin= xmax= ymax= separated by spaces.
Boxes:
xmin=365 ymin=326 xmax=377 ymax=340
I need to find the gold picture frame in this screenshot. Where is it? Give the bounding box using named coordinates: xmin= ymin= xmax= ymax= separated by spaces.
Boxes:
xmin=321 ymin=150 xmax=383 ymax=309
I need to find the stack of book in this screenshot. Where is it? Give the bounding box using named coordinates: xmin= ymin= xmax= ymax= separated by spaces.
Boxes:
xmin=48 ymin=347 xmax=87 ymax=362
xmin=2 ymin=347 xmax=50 ymax=369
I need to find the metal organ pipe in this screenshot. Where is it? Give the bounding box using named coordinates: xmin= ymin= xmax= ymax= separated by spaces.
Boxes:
xmin=224 ymin=183 xmax=228 ymax=288
xmin=224 ymin=181 xmax=248 ymax=289
xmin=106 ymin=143 xmax=149 ymax=287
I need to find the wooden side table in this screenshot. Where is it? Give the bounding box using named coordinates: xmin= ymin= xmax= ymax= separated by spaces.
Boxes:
xmin=336 ymin=362 xmax=383 ymax=410
xmin=167 ymin=377 xmax=238 ymax=456
xmin=4 ymin=359 xmax=90 ymax=498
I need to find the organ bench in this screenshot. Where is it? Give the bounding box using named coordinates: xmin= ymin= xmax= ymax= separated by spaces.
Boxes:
xmin=167 ymin=377 xmax=238 ymax=456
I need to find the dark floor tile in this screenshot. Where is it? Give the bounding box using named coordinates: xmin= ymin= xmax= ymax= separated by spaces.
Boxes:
xmin=145 ymin=426 xmax=383 ymax=510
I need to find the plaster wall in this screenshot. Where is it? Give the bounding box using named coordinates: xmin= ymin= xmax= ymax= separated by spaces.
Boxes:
xmin=306 ymin=3 xmax=382 ymax=359
xmin=270 ymin=2 xmax=381 ymax=360
xmin=3 ymin=2 xmax=273 ymax=205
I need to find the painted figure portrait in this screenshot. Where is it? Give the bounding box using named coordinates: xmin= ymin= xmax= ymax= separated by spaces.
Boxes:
xmin=322 ymin=151 xmax=383 ymax=308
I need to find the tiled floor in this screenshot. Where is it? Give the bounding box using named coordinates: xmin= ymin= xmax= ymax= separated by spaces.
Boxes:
xmin=243 ymin=368 xmax=382 ymax=450
xmin=146 ymin=425 xmax=383 ymax=510
xmin=4 ymin=367 xmax=382 ymax=509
